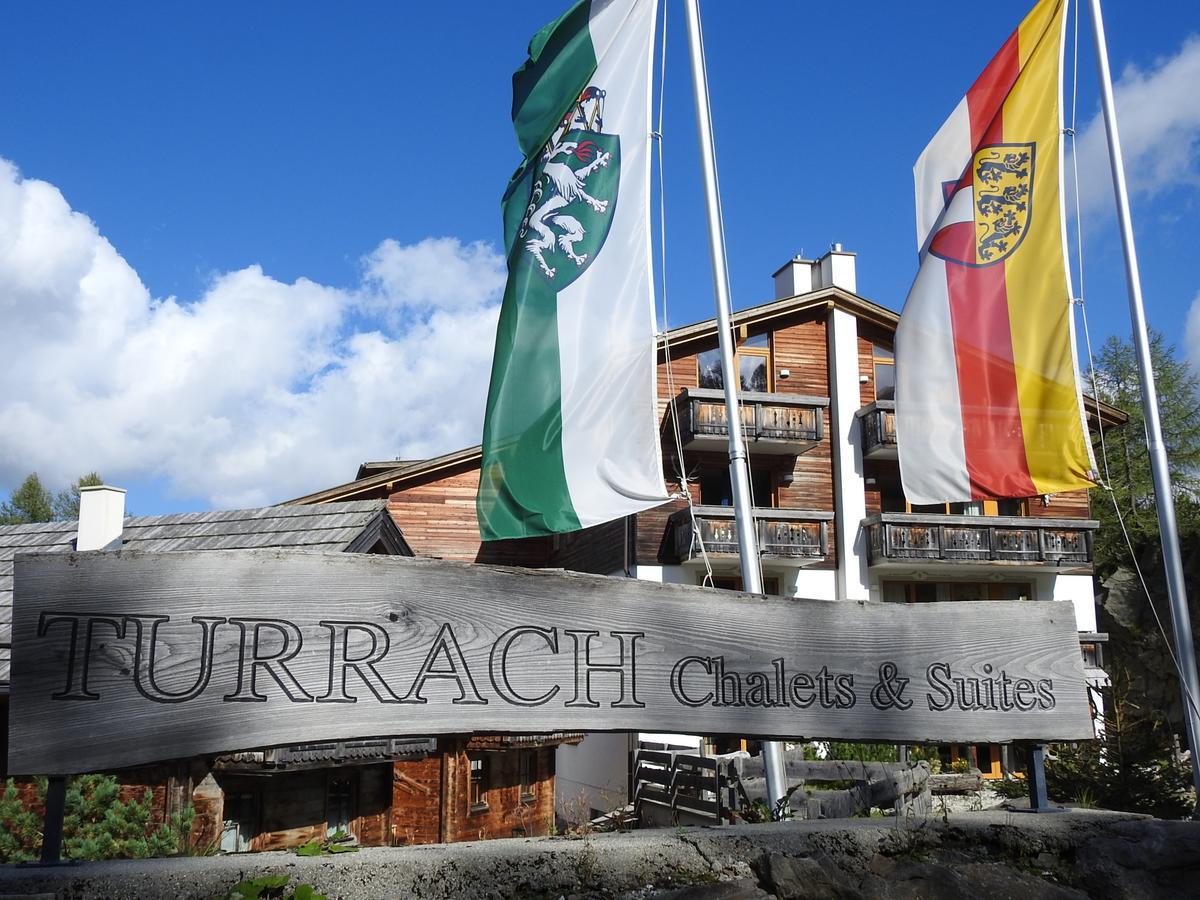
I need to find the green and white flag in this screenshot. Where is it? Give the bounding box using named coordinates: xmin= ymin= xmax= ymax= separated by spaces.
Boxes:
xmin=478 ymin=0 xmax=667 ymax=541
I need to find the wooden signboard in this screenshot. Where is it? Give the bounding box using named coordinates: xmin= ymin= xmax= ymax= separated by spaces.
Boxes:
xmin=9 ymin=549 xmax=1094 ymax=775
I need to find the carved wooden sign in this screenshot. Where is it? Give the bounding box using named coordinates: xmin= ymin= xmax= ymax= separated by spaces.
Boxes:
xmin=9 ymin=550 xmax=1094 ymax=775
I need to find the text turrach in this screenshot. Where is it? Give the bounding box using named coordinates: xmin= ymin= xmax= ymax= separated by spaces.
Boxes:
xmin=9 ymin=550 xmax=1093 ymax=775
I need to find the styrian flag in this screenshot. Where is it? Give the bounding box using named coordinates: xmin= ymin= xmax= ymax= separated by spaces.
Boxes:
xmin=478 ymin=0 xmax=668 ymax=541
xmin=895 ymin=0 xmax=1096 ymax=505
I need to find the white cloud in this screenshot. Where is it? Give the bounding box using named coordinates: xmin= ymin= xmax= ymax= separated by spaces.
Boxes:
xmin=1072 ymin=35 xmax=1200 ymax=220
xmin=0 ymin=158 xmax=504 ymax=508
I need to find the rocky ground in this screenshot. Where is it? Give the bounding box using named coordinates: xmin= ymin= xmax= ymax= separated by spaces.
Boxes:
xmin=1 ymin=809 xmax=1198 ymax=899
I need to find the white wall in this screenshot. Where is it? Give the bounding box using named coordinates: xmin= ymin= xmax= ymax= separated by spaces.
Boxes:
xmin=1036 ymin=572 xmax=1098 ymax=632
xmin=826 ymin=308 xmax=870 ymax=601
xmin=555 ymin=732 xmax=634 ymax=824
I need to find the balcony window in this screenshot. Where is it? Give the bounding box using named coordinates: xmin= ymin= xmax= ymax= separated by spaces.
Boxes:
xmin=908 ymin=499 xmax=1027 ymax=517
xmin=872 ymin=343 xmax=894 ymax=401
xmin=882 ymin=581 xmax=1033 ymax=602
xmin=699 ymin=466 xmax=773 ymax=507
xmin=709 ymin=575 xmax=782 ymax=596
xmin=697 ymin=332 xmax=771 ymax=391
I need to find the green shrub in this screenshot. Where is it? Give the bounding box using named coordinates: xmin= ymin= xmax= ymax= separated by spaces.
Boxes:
xmin=0 ymin=775 xmax=192 ymax=862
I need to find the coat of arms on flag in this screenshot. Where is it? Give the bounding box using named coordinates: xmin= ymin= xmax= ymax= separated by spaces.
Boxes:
xmin=522 ymin=85 xmax=620 ymax=286
xmin=929 ymin=143 xmax=1036 ymax=267
xmin=895 ymin=0 xmax=1096 ymax=506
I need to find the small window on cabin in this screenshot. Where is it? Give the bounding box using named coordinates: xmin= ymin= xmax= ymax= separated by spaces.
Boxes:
xmin=469 ymin=757 xmax=489 ymax=812
xmin=519 ymin=751 xmax=536 ymax=802
xmin=872 ymin=343 xmax=895 ymax=401
xmin=326 ymin=776 xmax=354 ymax=838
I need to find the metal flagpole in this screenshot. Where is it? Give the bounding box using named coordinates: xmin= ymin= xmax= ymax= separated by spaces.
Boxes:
xmin=1087 ymin=0 xmax=1200 ymax=802
xmin=682 ymin=0 xmax=789 ymax=814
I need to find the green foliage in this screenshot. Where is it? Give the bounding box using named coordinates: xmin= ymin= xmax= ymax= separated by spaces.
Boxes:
xmin=292 ymin=830 xmax=358 ymax=857
xmin=52 ymin=471 xmax=104 ymax=520
xmin=824 ymin=742 xmax=899 ymax=763
xmin=0 ymin=472 xmax=54 ymax=524
xmin=905 ymin=745 xmax=943 ymax=774
xmin=0 ymin=775 xmax=191 ymax=862
xmin=988 ymin=778 xmax=1029 ymax=800
xmin=949 ymin=758 xmax=971 ymax=775
xmin=221 ymin=875 xmax=326 ymax=900
xmin=0 ymin=471 xmax=105 ymax=525
xmin=0 ymin=778 xmax=42 ymax=863
xmin=1087 ymin=332 xmax=1200 ymax=572
xmin=1046 ymin=669 xmax=1194 ymax=818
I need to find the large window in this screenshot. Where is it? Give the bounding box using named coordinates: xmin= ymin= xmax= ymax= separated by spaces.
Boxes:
xmin=698 ymin=332 xmax=771 ymax=392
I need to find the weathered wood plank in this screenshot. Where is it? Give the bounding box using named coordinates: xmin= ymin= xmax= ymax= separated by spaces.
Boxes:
xmin=10 ymin=549 xmax=1093 ymax=775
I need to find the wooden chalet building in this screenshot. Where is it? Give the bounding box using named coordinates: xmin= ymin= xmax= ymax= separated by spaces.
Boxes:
xmin=0 ymin=498 xmax=572 ymax=852
xmin=292 ymin=245 xmax=1120 ymax=813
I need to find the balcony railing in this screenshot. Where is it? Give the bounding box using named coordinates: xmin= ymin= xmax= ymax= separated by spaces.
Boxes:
xmin=857 ymin=400 xmax=897 ymax=459
xmin=864 ymin=513 xmax=1097 ymax=567
xmin=669 ymin=506 xmax=832 ymax=564
xmin=668 ymin=388 xmax=826 ymax=455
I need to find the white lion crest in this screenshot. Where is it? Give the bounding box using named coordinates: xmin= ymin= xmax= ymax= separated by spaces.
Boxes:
xmin=521 ymin=86 xmax=612 ymax=279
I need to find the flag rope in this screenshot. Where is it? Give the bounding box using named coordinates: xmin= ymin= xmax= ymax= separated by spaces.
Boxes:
xmin=1065 ymin=0 xmax=1200 ymax=727
xmin=652 ymin=0 xmax=715 ymax=586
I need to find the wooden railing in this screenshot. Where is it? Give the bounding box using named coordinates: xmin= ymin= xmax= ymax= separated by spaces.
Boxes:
xmin=864 ymin=513 xmax=1097 ymax=566
xmin=668 ymin=388 xmax=825 ymax=452
xmin=670 ymin=506 xmax=831 ymax=563
xmin=857 ymin=400 xmax=897 ymax=457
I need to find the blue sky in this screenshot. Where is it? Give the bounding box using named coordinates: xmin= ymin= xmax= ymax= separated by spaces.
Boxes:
xmin=0 ymin=1 xmax=1197 ymax=515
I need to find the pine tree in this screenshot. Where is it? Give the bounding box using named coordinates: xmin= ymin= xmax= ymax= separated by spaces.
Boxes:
xmin=1086 ymin=331 xmax=1200 ymax=572
xmin=0 ymin=473 xmax=54 ymax=524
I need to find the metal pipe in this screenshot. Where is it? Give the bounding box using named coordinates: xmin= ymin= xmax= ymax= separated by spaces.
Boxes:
xmin=682 ymin=0 xmax=788 ymax=814
xmin=1088 ymin=0 xmax=1200 ymax=802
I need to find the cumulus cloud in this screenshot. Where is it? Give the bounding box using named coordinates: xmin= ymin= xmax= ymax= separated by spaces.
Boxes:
xmin=1072 ymin=35 xmax=1200 ymax=220
xmin=0 ymin=158 xmax=504 ymax=508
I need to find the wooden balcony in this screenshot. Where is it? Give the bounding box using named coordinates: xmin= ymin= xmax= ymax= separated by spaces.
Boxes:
xmin=864 ymin=513 xmax=1097 ymax=571
xmin=669 ymin=505 xmax=832 ymax=565
xmin=667 ymin=388 xmax=826 ymax=456
xmin=857 ymin=400 xmax=897 ymax=459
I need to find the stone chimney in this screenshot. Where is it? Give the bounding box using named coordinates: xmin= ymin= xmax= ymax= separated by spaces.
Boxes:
xmin=76 ymin=485 xmax=126 ymax=551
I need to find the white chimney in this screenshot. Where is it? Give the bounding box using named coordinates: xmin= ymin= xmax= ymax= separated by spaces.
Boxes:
xmin=773 ymin=255 xmax=816 ymax=300
xmin=816 ymin=242 xmax=857 ymax=294
xmin=76 ymin=485 xmax=126 ymax=552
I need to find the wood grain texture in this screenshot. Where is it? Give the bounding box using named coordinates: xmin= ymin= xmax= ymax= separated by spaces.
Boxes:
xmin=10 ymin=549 xmax=1094 ymax=775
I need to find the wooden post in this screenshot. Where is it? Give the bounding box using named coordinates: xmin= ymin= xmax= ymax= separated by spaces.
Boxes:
xmin=39 ymin=776 xmax=67 ymax=864
xmin=1019 ymin=743 xmax=1065 ymax=814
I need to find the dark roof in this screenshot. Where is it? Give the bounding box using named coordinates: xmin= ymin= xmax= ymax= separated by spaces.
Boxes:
xmin=0 ymin=500 xmax=410 ymax=688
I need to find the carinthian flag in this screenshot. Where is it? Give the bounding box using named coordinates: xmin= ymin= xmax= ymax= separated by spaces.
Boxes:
xmin=477 ymin=0 xmax=667 ymax=541
xmin=895 ymin=0 xmax=1096 ymax=505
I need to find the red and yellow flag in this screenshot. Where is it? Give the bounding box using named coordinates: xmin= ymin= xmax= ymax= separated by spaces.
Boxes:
xmin=895 ymin=0 xmax=1096 ymax=505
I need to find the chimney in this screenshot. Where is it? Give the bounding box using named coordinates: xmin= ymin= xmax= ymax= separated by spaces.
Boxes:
xmin=773 ymin=255 xmax=816 ymax=300
xmin=815 ymin=242 xmax=857 ymax=293
xmin=76 ymin=485 xmax=126 ymax=552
